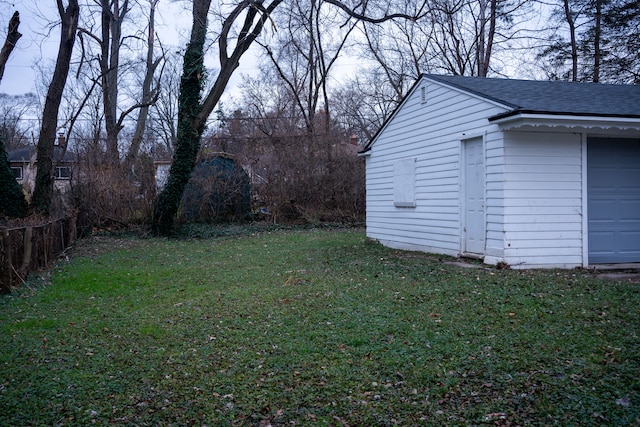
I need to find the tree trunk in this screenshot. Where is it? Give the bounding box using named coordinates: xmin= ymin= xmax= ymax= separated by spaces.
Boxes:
xmin=593 ymin=0 xmax=601 ymax=82
xmin=151 ymin=0 xmax=210 ymax=235
xmin=124 ymin=0 xmax=161 ymax=169
xmin=31 ymin=0 xmax=79 ymax=215
xmin=152 ymin=0 xmax=285 ymax=234
xmin=564 ymin=0 xmax=578 ymax=81
xmin=482 ymin=0 xmax=496 ymax=77
xmin=0 ymin=11 xmax=22 ymax=84
xmin=100 ymin=0 xmax=129 ymax=166
xmin=477 ymin=0 xmax=486 ymax=76
xmin=1 ymin=227 xmax=11 ymax=294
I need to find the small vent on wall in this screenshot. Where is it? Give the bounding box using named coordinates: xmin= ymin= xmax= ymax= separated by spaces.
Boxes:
xmin=420 ymin=86 xmax=427 ymax=104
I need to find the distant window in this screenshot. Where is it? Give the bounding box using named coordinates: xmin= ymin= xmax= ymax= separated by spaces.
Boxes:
xmin=11 ymin=166 xmax=23 ymax=180
xmin=393 ymin=158 xmax=416 ymax=208
xmin=55 ymin=166 xmax=72 ymax=179
xmin=421 ymin=86 xmax=427 ymax=104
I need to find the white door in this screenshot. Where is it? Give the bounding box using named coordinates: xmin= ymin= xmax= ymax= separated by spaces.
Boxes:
xmin=463 ymin=138 xmax=485 ymax=256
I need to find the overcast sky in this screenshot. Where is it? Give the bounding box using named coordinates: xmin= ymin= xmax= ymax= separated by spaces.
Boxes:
xmin=1 ymin=1 xmax=57 ymax=95
xmin=0 ymin=0 xmax=261 ymax=99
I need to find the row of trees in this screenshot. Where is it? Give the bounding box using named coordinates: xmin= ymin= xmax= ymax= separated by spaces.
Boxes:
xmin=1 ymin=0 xmax=638 ymax=233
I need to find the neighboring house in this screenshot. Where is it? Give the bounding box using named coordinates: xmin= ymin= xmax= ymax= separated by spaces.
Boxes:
xmin=9 ymin=135 xmax=75 ymax=198
xmin=360 ymin=74 xmax=640 ymax=269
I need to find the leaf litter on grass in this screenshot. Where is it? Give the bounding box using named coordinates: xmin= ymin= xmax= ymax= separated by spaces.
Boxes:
xmin=0 ymin=228 xmax=639 ymax=426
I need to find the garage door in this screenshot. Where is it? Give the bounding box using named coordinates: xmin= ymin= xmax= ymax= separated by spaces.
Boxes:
xmin=588 ymin=138 xmax=640 ymax=263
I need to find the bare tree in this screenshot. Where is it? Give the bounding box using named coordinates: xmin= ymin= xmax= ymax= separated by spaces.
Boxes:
xmin=563 ymin=0 xmax=579 ymax=80
xmin=124 ymin=0 xmax=164 ymax=168
xmin=31 ymin=0 xmax=80 ymax=214
xmin=76 ymin=0 xmax=131 ymax=164
xmin=331 ymin=75 xmax=397 ymax=142
xmin=593 ymin=0 xmax=601 ymax=82
xmin=259 ymin=0 xmax=358 ymax=134
xmin=77 ymin=0 xmax=164 ymax=165
xmin=360 ymin=3 xmax=434 ymax=102
xmin=0 ymin=93 xmax=37 ymax=150
xmin=359 ymin=0 xmax=532 ymax=85
xmin=148 ymin=54 xmax=181 ymax=156
xmin=237 ymin=70 xmax=301 ymax=138
xmin=152 ymin=0 xmax=426 ymax=235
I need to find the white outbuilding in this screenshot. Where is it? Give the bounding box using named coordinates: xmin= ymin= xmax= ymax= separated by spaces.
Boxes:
xmin=360 ymin=75 xmax=640 ymax=269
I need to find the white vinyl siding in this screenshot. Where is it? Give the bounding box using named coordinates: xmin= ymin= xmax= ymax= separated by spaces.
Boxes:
xmin=365 ymin=78 xmax=506 ymax=255
xmin=484 ymin=128 xmax=506 ymax=260
xmin=494 ymin=131 xmax=583 ymax=268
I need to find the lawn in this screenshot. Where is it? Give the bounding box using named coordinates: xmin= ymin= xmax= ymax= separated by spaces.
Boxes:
xmin=0 ymin=228 xmax=638 ymax=426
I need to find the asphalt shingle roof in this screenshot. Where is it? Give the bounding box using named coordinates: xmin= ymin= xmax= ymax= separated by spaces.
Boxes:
xmin=8 ymin=146 xmax=74 ymax=163
xmin=425 ymin=74 xmax=640 ymax=119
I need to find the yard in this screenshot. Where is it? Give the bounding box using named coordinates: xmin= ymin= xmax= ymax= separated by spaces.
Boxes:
xmin=0 ymin=227 xmax=638 ymax=426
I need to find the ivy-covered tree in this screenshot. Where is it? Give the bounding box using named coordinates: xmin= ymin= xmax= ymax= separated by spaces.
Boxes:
xmin=152 ymin=0 xmax=287 ymax=235
xmin=151 ymin=0 xmax=427 ymax=235
xmin=150 ymin=0 xmax=212 ymax=235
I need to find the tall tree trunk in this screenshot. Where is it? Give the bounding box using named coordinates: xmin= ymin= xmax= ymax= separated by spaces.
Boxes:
xmin=31 ymin=0 xmax=79 ymax=214
xmin=564 ymin=0 xmax=578 ymax=81
xmin=124 ymin=0 xmax=162 ymax=169
xmin=477 ymin=0 xmax=496 ymax=77
xmin=483 ymin=0 xmax=496 ymax=77
xmin=100 ymin=0 xmax=129 ymax=165
xmin=151 ymin=0 xmax=210 ymax=235
xmin=477 ymin=0 xmax=486 ymax=76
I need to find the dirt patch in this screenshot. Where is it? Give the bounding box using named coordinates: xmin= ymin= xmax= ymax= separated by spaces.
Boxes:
xmin=67 ymin=234 xmax=147 ymax=260
xmin=596 ymin=271 xmax=640 ymax=283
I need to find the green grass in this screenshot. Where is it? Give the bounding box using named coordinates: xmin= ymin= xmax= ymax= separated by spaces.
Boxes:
xmin=1 ymin=228 xmax=638 ymax=426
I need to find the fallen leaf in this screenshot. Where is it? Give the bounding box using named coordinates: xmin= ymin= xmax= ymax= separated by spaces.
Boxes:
xmin=483 ymin=412 xmax=506 ymax=421
xmin=615 ymin=396 xmax=631 ymax=407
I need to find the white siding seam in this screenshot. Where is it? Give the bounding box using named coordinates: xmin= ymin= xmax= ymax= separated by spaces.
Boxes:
xmin=581 ymin=132 xmax=588 ymax=267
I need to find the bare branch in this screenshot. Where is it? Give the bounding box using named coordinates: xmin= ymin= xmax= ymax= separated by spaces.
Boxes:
xmin=322 ymin=0 xmax=428 ymax=23
xmin=0 ymin=11 xmax=22 ymax=84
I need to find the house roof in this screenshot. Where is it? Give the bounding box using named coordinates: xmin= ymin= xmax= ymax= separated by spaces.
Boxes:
xmin=360 ymin=74 xmax=640 ymax=154
xmin=425 ymin=74 xmax=640 ymax=120
xmin=8 ymin=146 xmax=74 ymax=163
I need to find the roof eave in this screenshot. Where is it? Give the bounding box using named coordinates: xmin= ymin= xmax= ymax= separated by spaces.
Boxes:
xmin=489 ymin=112 xmax=640 ymax=131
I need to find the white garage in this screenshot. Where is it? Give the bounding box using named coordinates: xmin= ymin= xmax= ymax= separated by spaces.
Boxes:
xmin=361 ymin=75 xmax=640 ymax=268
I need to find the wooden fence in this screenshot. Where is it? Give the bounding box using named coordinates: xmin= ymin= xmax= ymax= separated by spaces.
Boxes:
xmin=0 ymin=214 xmax=77 ymax=293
